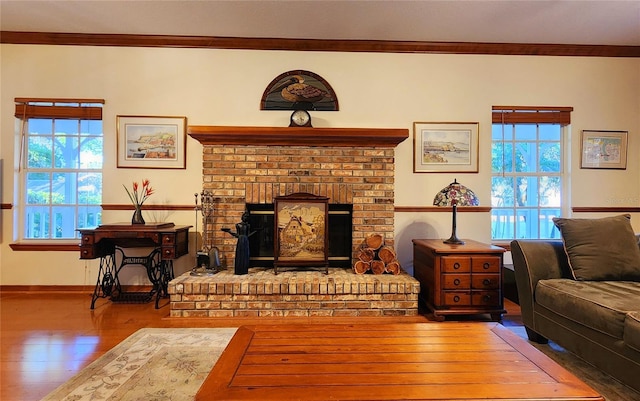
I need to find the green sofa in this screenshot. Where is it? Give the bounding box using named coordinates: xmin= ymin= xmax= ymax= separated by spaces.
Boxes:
xmin=511 ymin=215 xmax=640 ymax=392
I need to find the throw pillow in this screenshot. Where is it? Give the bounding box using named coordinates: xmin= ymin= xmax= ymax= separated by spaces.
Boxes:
xmin=552 ymin=214 xmax=640 ymax=281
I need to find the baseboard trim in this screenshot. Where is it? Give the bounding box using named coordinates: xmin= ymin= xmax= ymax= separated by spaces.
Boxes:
xmin=0 ymin=285 xmax=154 ymax=294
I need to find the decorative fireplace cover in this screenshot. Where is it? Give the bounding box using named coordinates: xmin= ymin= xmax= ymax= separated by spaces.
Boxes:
xmin=274 ymin=192 xmax=329 ymax=274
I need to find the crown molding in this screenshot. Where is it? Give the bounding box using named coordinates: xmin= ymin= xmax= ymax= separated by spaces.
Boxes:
xmin=2 ymin=31 xmax=639 ymax=57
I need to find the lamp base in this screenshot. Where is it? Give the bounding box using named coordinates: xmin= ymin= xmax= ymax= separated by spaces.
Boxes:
xmin=443 ymin=236 xmax=465 ymax=245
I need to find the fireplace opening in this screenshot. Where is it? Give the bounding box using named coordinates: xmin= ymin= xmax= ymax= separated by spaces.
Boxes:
xmin=246 ymin=203 xmax=353 ymax=268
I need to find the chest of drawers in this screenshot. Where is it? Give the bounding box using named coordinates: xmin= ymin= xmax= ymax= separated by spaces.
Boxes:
xmin=412 ymin=239 xmax=506 ymax=321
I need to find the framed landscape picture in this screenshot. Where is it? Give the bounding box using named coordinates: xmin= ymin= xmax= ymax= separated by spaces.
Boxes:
xmin=580 ymin=130 xmax=628 ymax=169
xmin=413 ymin=122 xmax=479 ymax=173
xmin=116 ymin=115 xmax=187 ymax=169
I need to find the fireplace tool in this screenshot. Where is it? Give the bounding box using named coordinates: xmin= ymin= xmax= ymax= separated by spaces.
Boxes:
xmin=190 ymin=191 xmax=221 ymax=276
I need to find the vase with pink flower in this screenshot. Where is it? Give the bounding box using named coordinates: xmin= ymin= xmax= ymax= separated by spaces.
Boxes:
xmin=124 ymin=179 xmax=154 ymax=225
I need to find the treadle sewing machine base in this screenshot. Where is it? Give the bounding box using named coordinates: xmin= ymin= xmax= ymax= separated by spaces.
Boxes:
xmin=77 ymin=222 xmax=191 ymax=309
xmin=90 ymin=246 xmax=170 ymax=308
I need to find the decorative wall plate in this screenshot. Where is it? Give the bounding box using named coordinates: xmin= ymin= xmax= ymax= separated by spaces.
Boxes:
xmin=261 ymin=70 xmax=339 ymax=111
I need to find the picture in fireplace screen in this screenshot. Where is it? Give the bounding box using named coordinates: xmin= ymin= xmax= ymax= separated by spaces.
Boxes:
xmin=277 ymin=201 xmax=326 ymax=260
xmin=273 ymin=193 xmax=330 ymax=272
xmin=247 ymin=204 xmax=352 ymax=268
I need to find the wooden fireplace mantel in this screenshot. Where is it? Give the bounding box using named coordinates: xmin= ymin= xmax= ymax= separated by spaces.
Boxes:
xmin=187 ymin=126 xmax=409 ymax=147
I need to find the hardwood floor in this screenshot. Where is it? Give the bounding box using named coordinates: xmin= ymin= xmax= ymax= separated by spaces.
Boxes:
xmin=0 ymin=291 xmax=522 ymax=401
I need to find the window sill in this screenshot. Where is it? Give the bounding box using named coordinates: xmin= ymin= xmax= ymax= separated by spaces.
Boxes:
xmin=492 ymin=239 xmax=564 ymax=252
xmin=9 ymin=243 xmax=79 ymax=252
xmin=491 ymin=242 xmax=511 ymax=251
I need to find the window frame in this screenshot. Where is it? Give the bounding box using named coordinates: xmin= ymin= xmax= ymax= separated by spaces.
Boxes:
xmin=14 ymin=98 xmax=104 ymax=244
xmin=491 ymin=106 xmax=572 ymax=242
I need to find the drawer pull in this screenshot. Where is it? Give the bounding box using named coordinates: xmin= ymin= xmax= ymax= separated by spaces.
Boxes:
xmin=454 ymin=279 xmax=461 ymax=286
xmin=453 ymin=295 xmax=460 ymax=302
xmin=453 ymin=262 xmax=460 ymax=270
xmin=483 ymin=262 xmax=490 ymax=270
xmin=483 ymin=294 xmax=492 ymax=301
xmin=483 ymin=279 xmax=491 ymax=286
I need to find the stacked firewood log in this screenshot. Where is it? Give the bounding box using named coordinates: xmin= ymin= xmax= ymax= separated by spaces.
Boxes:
xmin=353 ymin=233 xmax=401 ymax=275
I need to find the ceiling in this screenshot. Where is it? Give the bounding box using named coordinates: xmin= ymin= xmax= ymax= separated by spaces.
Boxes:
xmin=1 ymin=0 xmax=639 ymax=47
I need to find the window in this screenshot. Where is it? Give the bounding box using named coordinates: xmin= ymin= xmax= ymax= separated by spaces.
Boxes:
xmin=491 ymin=106 xmax=572 ymax=240
xmin=15 ymin=98 xmax=104 ymax=240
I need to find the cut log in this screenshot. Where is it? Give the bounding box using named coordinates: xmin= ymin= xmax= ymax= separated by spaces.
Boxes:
xmin=385 ymin=261 xmax=401 ymax=275
xmin=371 ymin=260 xmax=386 ymax=275
xmin=378 ymin=246 xmax=396 ymax=264
xmin=365 ymin=233 xmax=384 ymax=250
xmin=353 ymin=260 xmax=370 ymax=274
xmin=357 ymin=248 xmax=375 ymax=262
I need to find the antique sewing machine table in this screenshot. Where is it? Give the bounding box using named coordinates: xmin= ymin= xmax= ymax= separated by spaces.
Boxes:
xmin=77 ymin=222 xmax=191 ymax=309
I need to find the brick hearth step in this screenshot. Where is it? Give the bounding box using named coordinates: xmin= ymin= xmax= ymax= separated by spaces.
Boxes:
xmin=168 ymin=268 xmax=420 ymax=317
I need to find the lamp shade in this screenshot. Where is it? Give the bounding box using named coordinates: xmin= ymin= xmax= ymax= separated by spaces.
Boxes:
xmin=433 ymin=179 xmax=479 ymax=207
xmin=433 ymin=179 xmax=479 ymax=245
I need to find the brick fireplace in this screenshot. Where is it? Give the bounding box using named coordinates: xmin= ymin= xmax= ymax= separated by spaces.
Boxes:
xmin=168 ymin=126 xmax=420 ymax=317
xmin=188 ymin=126 xmax=409 ymax=263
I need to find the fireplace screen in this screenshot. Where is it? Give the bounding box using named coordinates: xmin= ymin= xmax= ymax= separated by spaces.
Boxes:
xmin=247 ymin=203 xmax=352 ymax=269
xmin=273 ymin=193 xmax=329 ymax=274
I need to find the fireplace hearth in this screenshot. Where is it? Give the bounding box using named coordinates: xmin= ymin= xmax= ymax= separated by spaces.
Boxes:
xmin=169 ymin=267 xmax=420 ymax=317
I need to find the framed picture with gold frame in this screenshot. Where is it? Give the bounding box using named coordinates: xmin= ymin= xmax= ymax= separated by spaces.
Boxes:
xmin=580 ymin=130 xmax=628 ymax=169
xmin=413 ymin=122 xmax=479 ymax=173
xmin=273 ymin=192 xmax=329 ymax=274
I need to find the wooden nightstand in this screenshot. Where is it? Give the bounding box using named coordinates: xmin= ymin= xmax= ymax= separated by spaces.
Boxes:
xmin=412 ymin=239 xmax=506 ymax=321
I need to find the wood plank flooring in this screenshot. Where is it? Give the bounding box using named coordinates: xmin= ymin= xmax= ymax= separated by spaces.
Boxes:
xmin=196 ymin=323 xmax=602 ymax=401
xmin=0 ymin=291 xmax=436 ymax=401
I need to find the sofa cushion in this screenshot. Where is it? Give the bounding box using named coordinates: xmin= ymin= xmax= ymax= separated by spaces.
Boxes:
xmin=535 ymin=279 xmax=640 ymax=339
xmin=552 ymin=214 xmax=640 ymax=281
xmin=625 ymin=311 xmax=640 ymax=353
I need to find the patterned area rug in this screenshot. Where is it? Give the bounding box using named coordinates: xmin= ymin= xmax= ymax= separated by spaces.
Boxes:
xmin=42 ymin=326 xmax=639 ymax=401
xmin=41 ymin=328 xmax=237 ymax=401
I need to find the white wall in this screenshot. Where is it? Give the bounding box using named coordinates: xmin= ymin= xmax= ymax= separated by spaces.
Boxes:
xmin=1 ymin=44 xmax=639 ymax=284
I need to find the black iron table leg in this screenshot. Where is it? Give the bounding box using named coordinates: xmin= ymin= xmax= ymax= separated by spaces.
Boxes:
xmin=90 ymin=252 xmax=120 ymax=309
xmin=154 ymin=260 xmax=174 ymax=309
xmin=141 ymin=248 xmax=170 ymax=308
